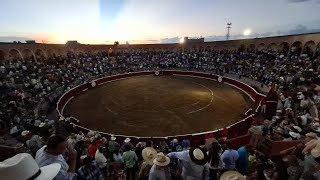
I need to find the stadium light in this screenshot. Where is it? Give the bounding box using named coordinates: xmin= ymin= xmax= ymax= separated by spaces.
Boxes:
xmin=179 ymin=38 xmax=184 ymax=44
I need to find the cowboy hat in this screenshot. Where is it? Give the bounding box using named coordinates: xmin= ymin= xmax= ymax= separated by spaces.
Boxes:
xmin=293 ymin=126 xmax=302 ymax=133
xmin=189 ymin=147 xmax=207 ymax=165
xmin=153 ymin=152 xmax=170 ymax=167
xmin=0 ymin=153 xmax=61 ymax=180
xmin=39 ymin=122 xmax=46 ymax=128
xmin=311 ymin=144 xmax=320 ymax=158
xmin=142 ymin=147 xmax=157 ymax=165
xmin=110 ymin=136 xmax=116 ymax=141
xmin=306 ymin=132 xmax=318 ymax=139
xmin=59 ymin=116 xmax=65 ymax=121
xmin=124 ymin=137 xmax=131 ymax=143
xmin=289 ymin=131 xmax=301 ymax=139
xmin=21 ymin=130 xmax=30 ymax=136
xmin=220 ymin=170 xmax=246 ymax=180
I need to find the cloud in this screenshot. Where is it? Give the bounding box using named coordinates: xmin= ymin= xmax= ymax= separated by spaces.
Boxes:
xmin=0 ymin=36 xmax=32 ymax=42
xmin=288 ymin=0 xmax=320 ymax=3
xmin=288 ymin=0 xmax=312 ymax=2
xmin=160 ymin=37 xmax=180 ymax=44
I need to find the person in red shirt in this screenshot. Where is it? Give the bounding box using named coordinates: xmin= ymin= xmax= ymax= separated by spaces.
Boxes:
xmin=88 ymin=140 xmax=99 ymax=158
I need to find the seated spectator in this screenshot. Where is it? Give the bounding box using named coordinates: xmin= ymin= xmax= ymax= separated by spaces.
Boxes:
xmin=77 ymin=156 xmax=103 ymax=180
xmin=0 ymin=153 xmax=61 ymax=180
xmin=35 ymin=134 xmax=77 ymax=180
xmin=149 ymin=152 xmax=171 ymax=180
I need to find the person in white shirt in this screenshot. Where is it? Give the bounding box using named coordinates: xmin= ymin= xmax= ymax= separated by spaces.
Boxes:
xmin=35 ymin=135 xmax=77 ymax=180
xmin=95 ymin=147 xmax=107 ymax=169
xmin=95 ymin=147 xmax=108 ymax=178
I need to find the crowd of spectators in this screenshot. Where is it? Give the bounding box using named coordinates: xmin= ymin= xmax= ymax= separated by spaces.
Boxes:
xmin=1 ymin=45 xmax=320 ymax=179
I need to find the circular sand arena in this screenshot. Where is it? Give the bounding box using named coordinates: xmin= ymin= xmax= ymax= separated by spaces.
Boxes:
xmin=64 ymin=75 xmax=253 ymax=137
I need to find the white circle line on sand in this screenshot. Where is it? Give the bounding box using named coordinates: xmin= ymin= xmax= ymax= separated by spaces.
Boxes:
xmin=187 ymin=82 xmax=214 ymax=114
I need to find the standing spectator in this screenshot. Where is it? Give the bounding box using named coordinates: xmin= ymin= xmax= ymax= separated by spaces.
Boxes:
xmin=167 ymin=147 xmax=208 ymax=179
xmin=221 ymin=143 xmax=239 ymax=171
xmin=236 ymin=144 xmax=253 ymax=175
xmin=77 ymin=156 xmax=103 ymax=180
xmin=149 ymin=152 xmax=171 ymax=180
xmin=24 ymin=131 xmax=43 ymax=157
xmin=207 ymin=142 xmax=222 ymax=180
xmin=139 ymin=147 xmax=157 ymax=180
xmin=107 ymin=136 xmax=119 ymax=158
xmin=159 ymin=140 xmax=169 ymax=153
xmin=95 ymin=147 xmax=108 ymax=177
xmin=35 ymin=135 xmax=77 ymax=180
xmin=120 ymin=138 xmax=135 ymax=154
xmin=122 ymin=144 xmax=138 ymax=180
xmin=113 ymin=149 xmax=124 ymax=163
xmin=67 ymin=133 xmax=77 ymax=149
xmin=89 ymin=140 xmax=99 ymax=159
xmin=284 ymin=155 xmax=303 ymax=180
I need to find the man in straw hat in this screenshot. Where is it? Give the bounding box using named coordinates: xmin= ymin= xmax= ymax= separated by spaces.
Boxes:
xmin=138 ymin=147 xmax=157 ymax=180
xmin=0 ymin=153 xmax=61 ymax=180
xmin=120 ymin=137 xmax=135 ymax=155
xmin=167 ymin=146 xmax=208 ymax=179
xmin=220 ymin=170 xmax=246 ymax=180
xmin=149 ymin=152 xmax=171 ymax=180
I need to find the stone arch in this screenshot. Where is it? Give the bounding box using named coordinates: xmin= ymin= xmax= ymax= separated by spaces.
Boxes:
xmin=238 ymin=44 xmax=246 ymax=52
xmin=47 ymin=49 xmax=57 ymax=57
xmin=9 ymin=49 xmax=23 ymax=60
xmin=279 ymin=42 xmax=290 ymax=54
xmin=257 ymin=43 xmax=266 ymax=52
xmin=267 ymin=43 xmax=278 ymax=52
xmin=22 ymin=49 xmax=36 ymax=61
xmin=0 ymin=50 xmax=6 ymax=61
xmin=247 ymin=44 xmax=256 ymax=52
xmin=35 ymin=49 xmax=47 ymax=60
xmin=289 ymin=41 xmax=303 ymax=56
xmin=302 ymin=41 xmax=316 ymax=57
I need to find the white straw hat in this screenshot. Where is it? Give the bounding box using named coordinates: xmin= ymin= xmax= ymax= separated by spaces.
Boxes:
xmin=0 ymin=153 xmax=61 ymax=180
xmin=153 ymin=152 xmax=170 ymax=166
xmin=110 ymin=136 xmax=116 ymax=141
xmin=142 ymin=147 xmax=157 ymax=165
xmin=220 ymin=170 xmax=246 ymax=180
xmin=124 ymin=137 xmax=131 ymax=143
xmin=21 ymin=130 xmax=30 ymax=136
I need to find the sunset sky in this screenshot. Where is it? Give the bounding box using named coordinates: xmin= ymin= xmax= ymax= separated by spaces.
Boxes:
xmin=0 ymin=0 xmax=320 ymax=44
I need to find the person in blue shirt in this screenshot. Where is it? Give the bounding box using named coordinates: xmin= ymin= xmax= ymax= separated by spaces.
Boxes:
xmin=221 ymin=143 xmax=239 ymax=171
xmin=236 ymin=144 xmax=253 ymax=175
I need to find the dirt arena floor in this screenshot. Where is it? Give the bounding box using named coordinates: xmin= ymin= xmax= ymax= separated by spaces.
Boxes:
xmin=64 ymin=76 xmax=253 ymax=137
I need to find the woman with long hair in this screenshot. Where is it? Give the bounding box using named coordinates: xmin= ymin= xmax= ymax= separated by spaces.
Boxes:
xmin=207 ymin=142 xmax=222 ymax=180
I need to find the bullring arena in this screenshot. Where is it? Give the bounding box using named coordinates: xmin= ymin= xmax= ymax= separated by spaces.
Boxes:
xmin=63 ymin=74 xmax=252 ymax=137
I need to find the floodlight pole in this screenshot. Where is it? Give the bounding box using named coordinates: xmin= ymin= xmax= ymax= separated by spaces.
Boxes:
xmin=226 ymin=23 xmax=232 ymax=40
